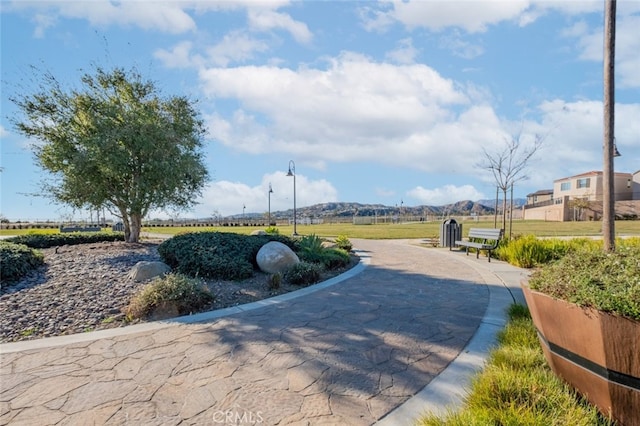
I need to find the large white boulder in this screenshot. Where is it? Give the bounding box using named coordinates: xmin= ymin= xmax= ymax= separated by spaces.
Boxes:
xmin=128 ymin=261 xmax=171 ymax=282
xmin=256 ymin=241 xmax=300 ymax=274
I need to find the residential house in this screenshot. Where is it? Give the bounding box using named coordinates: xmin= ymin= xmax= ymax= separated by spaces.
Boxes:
xmin=523 ymin=170 xmax=640 ymax=221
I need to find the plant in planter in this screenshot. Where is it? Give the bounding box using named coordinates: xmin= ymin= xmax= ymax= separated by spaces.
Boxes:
xmin=523 ymin=242 xmax=640 ymax=425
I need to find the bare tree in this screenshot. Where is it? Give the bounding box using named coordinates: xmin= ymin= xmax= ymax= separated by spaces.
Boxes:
xmin=603 ymin=0 xmax=616 ymax=252
xmin=480 ymin=132 xmax=544 ymax=232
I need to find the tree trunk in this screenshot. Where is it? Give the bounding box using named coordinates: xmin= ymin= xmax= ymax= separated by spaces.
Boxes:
xmin=502 ymin=189 xmax=508 ymax=231
xmin=127 ymin=213 xmax=142 ymax=243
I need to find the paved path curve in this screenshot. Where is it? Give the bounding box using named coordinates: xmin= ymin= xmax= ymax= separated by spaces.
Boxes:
xmin=1 ymin=239 xmax=523 ymax=425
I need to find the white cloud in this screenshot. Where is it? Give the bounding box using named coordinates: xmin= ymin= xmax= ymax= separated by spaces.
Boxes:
xmin=385 ymin=38 xmax=419 ymax=64
xmin=438 ymin=31 xmax=485 ymax=59
xmin=247 ymin=9 xmax=312 ymax=44
xmin=0 ymin=125 xmax=9 ymax=138
xmin=408 ymin=184 xmax=486 ymax=205
xmin=363 ymin=0 xmax=531 ymax=33
xmin=185 ymin=172 xmax=338 ymax=217
xmin=527 ymin=99 xmax=640 ymax=189
xmin=154 ymin=41 xmax=201 ymax=69
xmin=199 ymin=53 xmax=475 ymax=168
xmin=206 ymin=31 xmax=271 ymax=67
xmin=22 ymin=2 xmax=197 ymax=35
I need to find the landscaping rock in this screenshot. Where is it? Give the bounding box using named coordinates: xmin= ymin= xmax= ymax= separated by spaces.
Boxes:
xmin=128 ymin=261 xmax=171 ymax=282
xmin=256 ymin=241 xmax=300 ymax=274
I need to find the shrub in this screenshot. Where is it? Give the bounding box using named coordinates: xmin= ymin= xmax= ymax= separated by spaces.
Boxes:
xmin=317 ymin=248 xmax=351 ymax=270
xmin=265 ymin=226 xmax=280 ymax=235
xmin=283 ymin=261 xmax=322 ymax=286
xmin=495 ymin=235 xmax=567 ymax=268
xmin=125 ymin=273 xmax=214 ymax=320
xmin=0 ymin=241 xmax=45 ymax=282
xmin=297 ymin=234 xmax=325 ymax=262
xmin=5 ymin=231 xmax=124 ymax=249
xmin=528 ymin=244 xmax=640 ymax=321
xmin=157 ymin=231 xmax=297 ymax=280
xmin=268 ymin=272 xmax=282 ymax=290
xmin=334 ymin=234 xmax=352 ymax=251
xmin=495 ymin=235 xmax=602 ymax=268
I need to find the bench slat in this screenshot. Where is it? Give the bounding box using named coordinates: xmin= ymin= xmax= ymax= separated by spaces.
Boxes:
xmin=455 ymin=227 xmax=503 ymax=262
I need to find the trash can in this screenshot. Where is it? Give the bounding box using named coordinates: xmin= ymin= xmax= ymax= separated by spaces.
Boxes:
xmin=440 ymin=219 xmax=462 ymax=249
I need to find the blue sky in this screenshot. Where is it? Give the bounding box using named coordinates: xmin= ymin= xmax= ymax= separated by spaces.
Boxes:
xmin=1 ymin=1 xmax=639 ymax=221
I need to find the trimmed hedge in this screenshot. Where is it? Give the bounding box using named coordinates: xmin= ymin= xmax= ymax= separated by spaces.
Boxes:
xmin=5 ymin=232 xmax=125 ymax=249
xmin=0 ymin=241 xmax=45 ymax=282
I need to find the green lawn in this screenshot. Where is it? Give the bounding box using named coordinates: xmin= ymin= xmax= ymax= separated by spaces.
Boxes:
xmin=5 ymin=220 xmax=640 ymax=239
xmin=2 ymin=220 xmax=638 ymax=240
xmin=136 ymin=220 xmax=640 ymax=240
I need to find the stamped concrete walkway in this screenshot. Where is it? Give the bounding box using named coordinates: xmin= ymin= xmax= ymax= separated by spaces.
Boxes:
xmin=1 ymin=239 xmax=527 ymax=425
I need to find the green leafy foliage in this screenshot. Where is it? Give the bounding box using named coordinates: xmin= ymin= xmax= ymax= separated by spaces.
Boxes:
xmin=268 ymin=272 xmax=282 ymax=290
xmin=125 ymin=273 xmax=214 ymax=320
xmin=296 ymin=234 xmax=351 ymax=270
xmin=317 ymin=248 xmax=351 ymax=270
xmin=283 ymin=261 xmax=323 ymax=286
xmin=5 ymin=232 xmax=124 ymax=249
xmin=334 ymin=234 xmax=353 ymax=251
xmin=10 ymin=66 xmax=209 ymax=243
xmin=528 ymin=243 xmax=640 ymax=320
xmin=297 ymin=234 xmax=325 ymax=261
xmin=0 ymin=241 xmax=45 ymax=282
xmin=265 ymin=226 xmax=280 ymax=235
xmin=157 ymin=231 xmax=297 ymax=280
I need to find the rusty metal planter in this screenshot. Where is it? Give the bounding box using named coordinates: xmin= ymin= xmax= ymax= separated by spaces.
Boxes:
xmin=522 ymin=282 xmax=640 ymax=426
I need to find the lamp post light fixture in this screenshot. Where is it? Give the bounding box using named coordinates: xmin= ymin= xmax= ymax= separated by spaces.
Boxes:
xmin=268 ymin=183 xmax=274 ymax=226
xmin=242 ymin=204 xmax=246 ymax=222
xmin=287 ymin=160 xmax=298 ymax=236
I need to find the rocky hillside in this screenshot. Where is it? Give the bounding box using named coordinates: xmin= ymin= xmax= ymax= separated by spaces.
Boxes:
xmin=265 ymin=200 xmax=499 ymax=219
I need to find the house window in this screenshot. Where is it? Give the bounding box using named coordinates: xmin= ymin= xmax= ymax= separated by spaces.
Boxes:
xmin=577 ymin=178 xmax=590 ymax=189
xmin=561 ymin=182 xmax=571 ymax=191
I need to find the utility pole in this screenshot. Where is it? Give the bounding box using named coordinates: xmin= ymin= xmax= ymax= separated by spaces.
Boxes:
xmin=603 ymin=0 xmax=616 ymax=252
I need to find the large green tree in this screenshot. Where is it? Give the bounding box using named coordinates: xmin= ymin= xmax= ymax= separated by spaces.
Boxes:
xmin=10 ymin=67 xmax=209 ymax=242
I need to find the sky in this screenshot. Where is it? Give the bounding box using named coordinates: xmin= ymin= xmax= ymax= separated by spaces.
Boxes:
xmin=1 ymin=0 xmax=639 ymax=222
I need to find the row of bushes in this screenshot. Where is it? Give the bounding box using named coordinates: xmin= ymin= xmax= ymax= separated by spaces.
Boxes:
xmin=5 ymin=232 xmax=124 ymax=249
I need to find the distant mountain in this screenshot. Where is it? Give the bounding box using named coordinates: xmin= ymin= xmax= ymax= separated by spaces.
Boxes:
xmin=258 ymin=200 xmax=500 ymax=220
xmin=476 ymin=198 xmax=526 ymax=209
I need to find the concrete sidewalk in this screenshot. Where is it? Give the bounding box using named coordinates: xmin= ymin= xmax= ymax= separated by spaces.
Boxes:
xmin=1 ymin=239 xmax=528 ymax=425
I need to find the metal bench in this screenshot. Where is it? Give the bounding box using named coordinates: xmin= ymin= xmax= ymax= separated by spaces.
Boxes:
xmin=455 ymin=227 xmax=503 ymax=262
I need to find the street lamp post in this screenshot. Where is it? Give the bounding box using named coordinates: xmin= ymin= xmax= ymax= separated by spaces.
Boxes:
xmin=268 ymin=183 xmax=273 ymax=226
xmin=242 ymin=205 xmax=246 ymax=223
xmin=603 ymin=0 xmax=616 ymax=252
xmin=287 ymin=160 xmax=298 ymax=235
